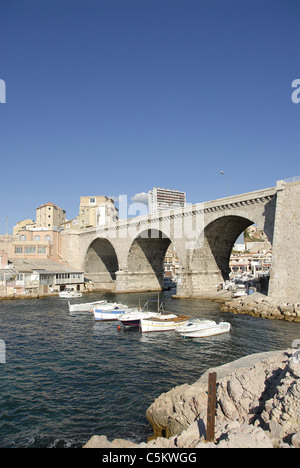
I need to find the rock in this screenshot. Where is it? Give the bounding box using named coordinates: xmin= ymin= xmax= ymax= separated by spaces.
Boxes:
xmin=291 ymin=431 xmax=300 ymax=448
xmin=84 ymin=349 xmax=300 ymax=449
xmin=82 ymin=435 xmax=138 ymax=448
xmin=83 ymin=435 xmax=111 ymax=448
xmin=217 ymin=424 xmax=273 ymax=448
xmin=174 ymin=419 xmax=205 ymax=448
xmin=146 ymin=381 xmax=208 ymax=438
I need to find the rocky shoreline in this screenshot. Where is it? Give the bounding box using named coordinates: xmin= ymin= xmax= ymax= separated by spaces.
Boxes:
xmin=220 ymin=292 xmax=300 ymax=322
xmin=83 ymin=348 xmax=300 ymax=449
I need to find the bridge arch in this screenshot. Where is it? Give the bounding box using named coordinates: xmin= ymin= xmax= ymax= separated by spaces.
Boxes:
xmin=185 ymin=212 xmax=273 ymax=294
xmin=191 ymin=215 xmax=254 ymax=280
xmin=84 ymin=237 xmax=119 ymax=286
xmin=126 ymin=228 xmax=172 ymax=290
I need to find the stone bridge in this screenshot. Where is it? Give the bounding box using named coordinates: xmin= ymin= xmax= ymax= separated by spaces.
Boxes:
xmin=61 ymin=179 xmax=300 ymax=299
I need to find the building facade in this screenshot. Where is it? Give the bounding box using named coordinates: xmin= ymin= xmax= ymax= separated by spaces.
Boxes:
xmin=0 ymin=258 xmax=84 ymax=296
xmin=36 ymin=202 xmax=66 ymax=229
xmin=78 ymin=196 xmax=118 ymax=229
xmin=12 ymin=228 xmax=62 ymax=262
xmin=148 ymin=187 xmax=186 ymax=214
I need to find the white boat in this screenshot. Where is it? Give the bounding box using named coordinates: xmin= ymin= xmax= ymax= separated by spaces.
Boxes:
xmin=59 ymin=288 xmax=82 ymax=298
xmin=68 ymin=300 xmax=107 ymax=313
xmin=118 ymin=309 xmax=163 ymax=328
xmin=93 ymin=303 xmax=128 ymax=321
xmin=175 ymin=318 xmax=231 ymax=338
xmin=118 ymin=299 xmax=166 ymax=329
xmin=231 ymin=289 xmax=247 ymax=298
xmin=140 ymin=314 xmax=190 ymax=333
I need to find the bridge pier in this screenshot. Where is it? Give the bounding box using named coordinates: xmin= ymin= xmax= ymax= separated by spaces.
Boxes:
xmin=175 ymin=269 xmax=224 ymax=297
xmin=269 ymin=179 xmax=300 ymax=299
xmin=115 ymin=270 xmax=163 ymax=293
xmin=85 ymin=272 xmax=116 ymax=291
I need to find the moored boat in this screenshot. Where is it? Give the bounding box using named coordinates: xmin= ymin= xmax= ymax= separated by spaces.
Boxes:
xmin=92 ymin=303 xmax=128 ymax=321
xmin=175 ymin=318 xmax=231 ymax=338
xmin=68 ymin=300 xmax=107 ymax=313
xmin=140 ymin=314 xmax=190 ymax=333
xmin=118 ymin=299 xmax=166 ymax=329
xmin=59 ymin=288 xmax=82 ymax=298
xmin=119 ymin=309 xmax=162 ymax=328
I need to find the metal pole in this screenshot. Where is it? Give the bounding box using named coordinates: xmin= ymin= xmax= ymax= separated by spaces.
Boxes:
xmin=206 ymin=372 xmax=217 ymax=442
xmin=220 ymin=171 xmax=228 ymax=198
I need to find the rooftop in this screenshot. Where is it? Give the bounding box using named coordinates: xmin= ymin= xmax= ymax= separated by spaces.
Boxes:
xmin=8 ymin=258 xmax=83 ymax=274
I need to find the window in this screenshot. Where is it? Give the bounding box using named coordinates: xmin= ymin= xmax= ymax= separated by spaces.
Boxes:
xmin=89 ymin=197 xmax=95 ymax=204
xmin=34 ymin=235 xmax=40 ymax=241
xmin=44 ymin=235 xmax=51 ymax=241
xmin=37 ymin=246 xmax=46 ymax=254
xmin=15 ymin=246 xmax=23 ymax=254
xmin=24 ymin=246 xmax=36 ymax=254
xmin=19 ymin=235 xmax=26 ymax=241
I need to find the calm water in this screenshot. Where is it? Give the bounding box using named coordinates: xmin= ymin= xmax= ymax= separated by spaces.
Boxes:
xmin=0 ymin=290 xmax=300 ymax=448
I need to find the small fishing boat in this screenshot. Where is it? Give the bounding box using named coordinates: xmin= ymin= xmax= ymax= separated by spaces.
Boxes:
xmin=119 ymin=309 xmax=162 ymax=328
xmin=175 ymin=318 xmax=231 ymax=338
xmin=140 ymin=314 xmax=190 ymax=333
xmin=92 ymin=303 xmax=128 ymax=321
xmin=68 ymin=300 xmax=107 ymax=313
xmin=118 ymin=299 xmax=165 ymax=329
xmin=59 ymin=288 xmax=82 ymax=298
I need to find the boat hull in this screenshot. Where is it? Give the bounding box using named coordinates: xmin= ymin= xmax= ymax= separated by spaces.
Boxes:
xmin=140 ymin=315 xmax=189 ymax=333
xmin=68 ymin=300 xmax=106 ymax=312
xmin=59 ymin=292 xmax=82 ymax=298
xmin=119 ymin=311 xmax=162 ymax=329
xmin=176 ymin=321 xmax=231 ymax=338
xmin=93 ymin=307 xmax=127 ymax=321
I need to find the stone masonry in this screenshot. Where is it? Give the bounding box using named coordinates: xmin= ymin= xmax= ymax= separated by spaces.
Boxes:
xmin=60 ymin=180 xmax=300 ymax=299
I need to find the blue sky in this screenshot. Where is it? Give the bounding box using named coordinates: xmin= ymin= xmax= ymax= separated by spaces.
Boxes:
xmin=0 ymin=0 xmax=300 ymax=233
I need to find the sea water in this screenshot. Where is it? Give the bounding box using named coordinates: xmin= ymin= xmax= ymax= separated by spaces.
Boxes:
xmin=0 ymin=290 xmax=299 ymax=448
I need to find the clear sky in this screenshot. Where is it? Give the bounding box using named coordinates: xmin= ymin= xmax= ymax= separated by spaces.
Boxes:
xmin=0 ymin=0 xmax=300 ymax=233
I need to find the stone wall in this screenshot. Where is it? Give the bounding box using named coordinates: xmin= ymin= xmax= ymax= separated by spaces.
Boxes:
xmin=220 ymin=292 xmax=300 ymax=322
xmin=269 ymin=180 xmax=300 ymax=299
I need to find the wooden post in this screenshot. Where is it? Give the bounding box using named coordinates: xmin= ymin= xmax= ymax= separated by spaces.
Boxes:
xmin=206 ymin=372 xmax=217 ymax=442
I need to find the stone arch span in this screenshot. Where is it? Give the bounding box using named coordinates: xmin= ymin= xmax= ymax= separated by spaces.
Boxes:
xmin=126 ymin=229 xmax=172 ymax=291
xmin=84 ymin=238 xmax=119 ymax=288
xmin=191 ymin=215 xmax=254 ymax=281
xmin=177 ymin=213 xmax=272 ymax=296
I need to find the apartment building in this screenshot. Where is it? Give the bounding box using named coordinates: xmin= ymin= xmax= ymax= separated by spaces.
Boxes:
xmin=78 ymin=196 xmax=118 ymax=229
xmin=36 ymin=202 xmax=66 ymax=229
xmin=13 ymin=228 xmax=62 ymax=262
xmin=229 ymin=251 xmax=272 ymax=276
xmin=11 ymin=202 xmax=66 ymax=262
xmin=148 ymin=187 xmax=186 ymax=214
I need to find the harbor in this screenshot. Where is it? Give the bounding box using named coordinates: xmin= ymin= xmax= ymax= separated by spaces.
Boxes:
xmin=0 ymin=290 xmax=299 ymax=448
